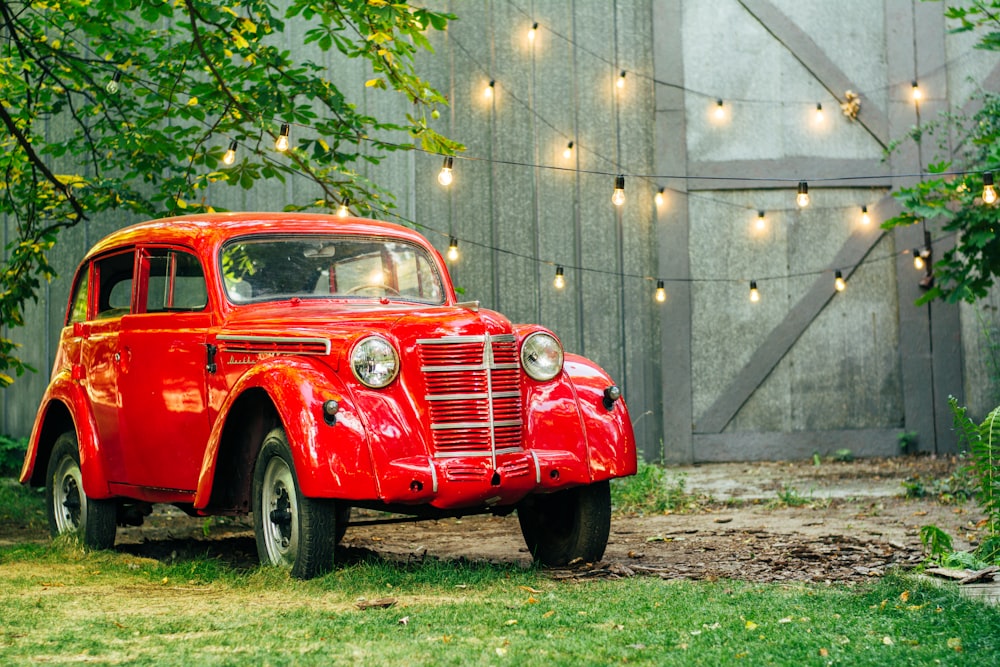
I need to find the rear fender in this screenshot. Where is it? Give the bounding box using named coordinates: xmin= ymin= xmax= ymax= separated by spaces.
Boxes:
xmin=21 ymin=373 xmax=113 ymax=499
xmin=195 ymin=357 xmax=376 ymax=508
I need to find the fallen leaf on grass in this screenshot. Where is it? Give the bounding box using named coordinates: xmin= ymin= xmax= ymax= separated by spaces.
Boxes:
xmin=398 ymin=616 xmax=409 ymax=626
xmin=504 ymin=619 xmax=518 ymax=626
xmin=519 ymin=585 xmax=543 ymax=594
xmin=899 ymin=590 xmax=910 ymax=602
xmin=882 ymin=636 xmax=894 ymax=646
xmin=745 ymin=621 xmax=758 ymax=631
xmin=947 ymin=637 xmax=962 ymax=652
xmin=778 ymin=617 xmax=792 ymax=624
xmin=819 ymin=648 xmax=829 ymax=657
xmin=355 ymin=597 xmax=397 ymax=610
xmin=542 ymin=610 xmax=555 ymax=618
xmin=526 ymin=597 xmax=539 ymax=604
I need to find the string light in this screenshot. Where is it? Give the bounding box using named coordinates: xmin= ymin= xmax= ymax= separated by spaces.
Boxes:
xmin=337 ymin=200 xmax=349 ymax=217
xmin=611 ymin=174 xmax=625 ymax=206
xmin=554 ymin=265 xmax=565 ymax=289
xmin=105 ymin=70 xmax=122 ymax=95
xmin=616 ymin=70 xmax=626 ymax=90
xmin=749 ymin=280 xmax=760 ymax=303
xmin=528 ymin=21 xmax=538 ymax=42
xmin=223 ymin=139 xmax=238 ymax=166
xmin=563 ymin=141 xmax=574 ymax=159
xmin=834 ymin=270 xmax=846 ymax=292
xmin=654 ymin=188 xmax=665 ymax=207
xmin=913 ymin=246 xmax=931 ymax=270
xmin=447 ymin=237 xmax=459 ymax=261
xmin=983 ymin=172 xmax=997 ymax=205
xmin=814 ymin=103 xmax=824 ymax=123
xmin=911 ymin=80 xmax=922 ymax=102
xmin=860 ymin=205 xmax=870 ymax=225
xmin=275 ymin=123 xmax=290 ymax=152
xmin=655 ymin=280 xmax=666 ymax=303
xmin=714 ymin=99 xmax=725 ymax=120
xmin=796 ymin=181 xmax=810 ymax=208
xmin=484 ymin=80 xmax=495 ymax=98
xmin=756 ymin=210 xmax=766 ymax=231
xmin=438 ymin=156 xmax=454 ymax=186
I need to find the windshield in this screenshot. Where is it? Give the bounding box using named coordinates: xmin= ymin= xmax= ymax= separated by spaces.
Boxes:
xmin=220 ymin=235 xmax=446 ymax=305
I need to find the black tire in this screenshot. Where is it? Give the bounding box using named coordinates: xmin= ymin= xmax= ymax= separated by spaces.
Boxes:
xmin=252 ymin=427 xmax=338 ymax=579
xmin=45 ymin=432 xmax=117 ymax=549
xmin=517 ymin=481 xmax=611 ymax=566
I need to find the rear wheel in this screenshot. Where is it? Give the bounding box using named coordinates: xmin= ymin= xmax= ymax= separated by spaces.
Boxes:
xmin=45 ymin=432 xmax=116 ymax=549
xmin=517 ymin=481 xmax=611 ymax=566
xmin=252 ymin=427 xmax=338 ymax=579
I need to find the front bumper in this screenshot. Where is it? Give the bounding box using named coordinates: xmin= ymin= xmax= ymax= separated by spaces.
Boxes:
xmin=378 ymin=450 xmax=593 ymax=510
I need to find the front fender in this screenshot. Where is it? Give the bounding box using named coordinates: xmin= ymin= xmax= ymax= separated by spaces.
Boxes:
xmin=563 ymin=354 xmax=638 ymax=481
xmin=21 ymin=372 xmax=114 ymax=499
xmin=195 ymin=358 xmax=377 ymax=508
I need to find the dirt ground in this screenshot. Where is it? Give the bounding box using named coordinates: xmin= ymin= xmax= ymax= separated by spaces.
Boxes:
xmin=3 ymin=456 xmax=987 ymax=583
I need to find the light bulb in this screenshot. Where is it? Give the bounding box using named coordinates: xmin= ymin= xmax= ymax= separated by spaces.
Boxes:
xmin=223 ymin=140 xmax=238 ymax=166
xmin=714 ymin=99 xmax=725 ymax=120
xmin=796 ymin=181 xmax=810 ymax=208
xmin=655 ymin=188 xmax=665 ymax=207
xmin=447 ymin=237 xmax=459 ymax=262
xmin=655 ymin=280 xmax=666 ymax=303
xmin=611 ymin=174 xmax=625 ymax=206
xmin=984 ymin=172 xmax=997 ymax=205
xmin=563 ymin=141 xmax=574 ymax=160
xmin=861 ymin=205 xmax=870 ymax=225
xmin=528 ymin=22 xmax=538 ymax=42
xmin=337 ymin=202 xmax=349 ymax=218
xmin=834 ymin=270 xmax=846 ymax=292
xmin=814 ymin=102 xmax=824 ymax=123
xmin=275 ymin=123 xmax=290 ymax=152
xmin=616 ymin=70 xmax=626 ymax=90
xmin=756 ymin=210 xmax=766 ymax=231
xmin=438 ymin=156 xmax=454 ymax=186
xmin=749 ymin=280 xmax=760 ymax=303
xmin=911 ymin=80 xmax=922 ymax=101
xmin=913 ymin=249 xmax=925 ymax=271
xmin=484 ymin=80 xmax=495 ymax=98
xmin=554 ymin=266 xmax=565 ymax=289
xmin=106 ymin=71 xmax=122 ymax=95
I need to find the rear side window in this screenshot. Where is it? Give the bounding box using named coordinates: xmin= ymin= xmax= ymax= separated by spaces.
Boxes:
xmin=67 ymin=268 xmax=90 ymax=324
xmin=145 ymin=249 xmax=207 ymax=312
xmin=95 ymin=251 xmax=136 ymax=319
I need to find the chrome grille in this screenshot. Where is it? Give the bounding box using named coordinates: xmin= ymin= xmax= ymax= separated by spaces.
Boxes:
xmin=418 ymin=334 xmax=523 ymax=459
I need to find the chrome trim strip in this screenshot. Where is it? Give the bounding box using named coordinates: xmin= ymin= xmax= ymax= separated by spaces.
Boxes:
xmin=430 ymin=420 xmax=522 ymax=431
xmin=530 ymin=451 xmax=542 ymax=484
xmin=425 ymin=390 xmax=521 ymax=401
xmin=217 ymin=334 xmax=331 ymax=355
xmin=434 ymin=447 xmax=522 ymax=459
xmin=417 ymin=333 xmax=515 ymax=345
xmin=428 ymin=456 xmax=438 ymax=494
xmin=422 ymin=362 xmax=519 ymax=372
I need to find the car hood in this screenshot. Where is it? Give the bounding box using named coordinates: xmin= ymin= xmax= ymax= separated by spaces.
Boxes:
xmin=218 ymin=300 xmax=516 ymax=342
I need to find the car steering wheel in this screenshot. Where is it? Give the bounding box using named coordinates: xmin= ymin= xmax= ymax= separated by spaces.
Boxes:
xmin=345 ymin=283 xmax=401 ymax=296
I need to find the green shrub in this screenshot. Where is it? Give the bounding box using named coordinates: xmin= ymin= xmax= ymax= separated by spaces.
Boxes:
xmin=610 ymin=461 xmax=703 ymax=514
xmin=0 ymin=434 xmax=28 ymax=478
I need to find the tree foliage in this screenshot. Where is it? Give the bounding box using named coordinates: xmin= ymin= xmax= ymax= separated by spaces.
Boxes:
xmin=883 ymin=0 xmax=1000 ymax=304
xmin=0 ymin=0 xmax=459 ymax=386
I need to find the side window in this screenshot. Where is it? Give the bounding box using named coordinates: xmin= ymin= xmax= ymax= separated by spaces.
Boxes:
xmin=67 ymin=267 xmax=90 ymax=324
xmin=146 ymin=249 xmax=207 ymax=313
xmin=95 ymin=251 xmax=136 ymax=319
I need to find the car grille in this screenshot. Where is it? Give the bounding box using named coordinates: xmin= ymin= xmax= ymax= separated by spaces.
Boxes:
xmin=417 ymin=333 xmax=523 ymax=458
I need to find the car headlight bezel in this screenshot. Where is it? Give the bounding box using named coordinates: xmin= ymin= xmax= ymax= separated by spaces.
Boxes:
xmin=350 ymin=335 xmax=400 ymax=388
xmin=520 ymin=331 xmax=564 ymax=382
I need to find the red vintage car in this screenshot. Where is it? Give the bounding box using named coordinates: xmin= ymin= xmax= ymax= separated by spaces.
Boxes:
xmin=20 ymin=212 xmax=637 ymax=578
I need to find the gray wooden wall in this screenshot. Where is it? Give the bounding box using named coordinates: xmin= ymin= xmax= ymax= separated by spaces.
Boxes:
xmin=4 ymin=0 xmax=999 ymax=464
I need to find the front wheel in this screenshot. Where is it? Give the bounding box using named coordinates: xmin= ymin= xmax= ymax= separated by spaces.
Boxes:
xmin=517 ymin=481 xmax=611 ymax=566
xmin=45 ymin=432 xmax=116 ymax=549
xmin=252 ymin=427 xmax=338 ymax=579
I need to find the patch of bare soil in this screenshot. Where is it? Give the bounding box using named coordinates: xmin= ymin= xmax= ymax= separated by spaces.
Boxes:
xmin=5 ymin=456 xmax=986 ymax=583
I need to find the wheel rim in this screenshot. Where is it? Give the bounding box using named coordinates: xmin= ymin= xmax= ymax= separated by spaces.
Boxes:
xmin=52 ymin=455 xmax=84 ymax=534
xmin=261 ymin=456 xmax=298 ymax=567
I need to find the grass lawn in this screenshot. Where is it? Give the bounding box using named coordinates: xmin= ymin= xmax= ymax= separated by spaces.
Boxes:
xmin=1 ymin=538 xmax=997 ymax=666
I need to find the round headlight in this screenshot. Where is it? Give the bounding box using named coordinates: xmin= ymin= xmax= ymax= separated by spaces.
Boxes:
xmin=350 ymin=336 xmax=399 ymax=388
xmin=520 ymin=332 xmax=564 ymax=382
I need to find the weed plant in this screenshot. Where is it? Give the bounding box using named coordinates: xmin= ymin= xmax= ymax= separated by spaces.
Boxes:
xmin=0 ymin=434 xmax=27 ymax=477
xmin=610 ymin=461 xmax=704 ymax=514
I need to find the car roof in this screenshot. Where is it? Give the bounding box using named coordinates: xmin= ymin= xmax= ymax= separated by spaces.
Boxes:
xmin=84 ymin=212 xmax=433 ymax=260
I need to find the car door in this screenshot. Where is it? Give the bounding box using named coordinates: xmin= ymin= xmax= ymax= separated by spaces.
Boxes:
xmin=78 ymin=249 xmax=137 ymax=485
xmin=117 ymin=247 xmax=212 ymax=493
